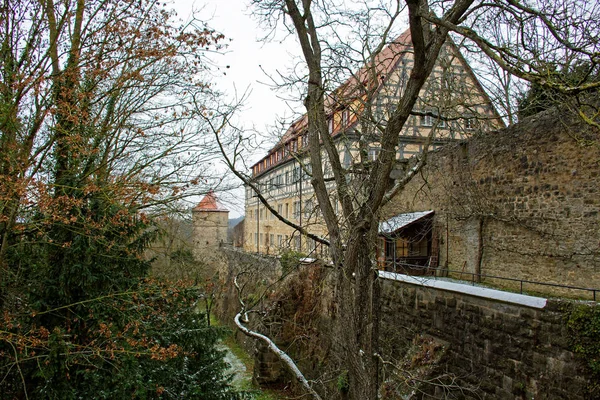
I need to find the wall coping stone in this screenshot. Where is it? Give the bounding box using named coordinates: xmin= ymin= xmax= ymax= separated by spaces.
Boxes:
xmin=379 ymin=271 xmax=548 ymax=309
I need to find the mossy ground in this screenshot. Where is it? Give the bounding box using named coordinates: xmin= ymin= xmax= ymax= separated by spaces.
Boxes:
xmin=211 ymin=311 xmax=292 ymax=400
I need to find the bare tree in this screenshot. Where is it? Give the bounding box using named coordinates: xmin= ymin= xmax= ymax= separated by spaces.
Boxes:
xmin=0 ymin=0 xmax=236 ymax=266
xmin=210 ymin=0 xmax=600 ymax=399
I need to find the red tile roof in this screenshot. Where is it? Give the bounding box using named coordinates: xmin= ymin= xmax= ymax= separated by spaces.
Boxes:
xmin=251 ymin=29 xmax=413 ymax=172
xmin=193 ymin=190 xmax=228 ymax=212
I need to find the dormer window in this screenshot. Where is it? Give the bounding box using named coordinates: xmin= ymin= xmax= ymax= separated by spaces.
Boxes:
xmin=302 ymin=134 xmax=309 ymax=148
xmin=342 ymin=109 xmax=349 ymax=127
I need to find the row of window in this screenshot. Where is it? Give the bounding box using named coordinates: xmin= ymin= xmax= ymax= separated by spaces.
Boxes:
xmin=253 ymin=232 xmax=288 ymax=247
xmin=420 ymin=114 xmax=476 ymax=130
xmin=247 ymin=141 xmax=448 ymax=198
xmin=248 ymin=199 xmax=317 ymax=221
xmin=251 ymin=232 xmax=320 ymax=255
xmin=253 ymin=112 xmax=478 ymax=177
xmin=253 ymin=108 xmax=356 ymax=176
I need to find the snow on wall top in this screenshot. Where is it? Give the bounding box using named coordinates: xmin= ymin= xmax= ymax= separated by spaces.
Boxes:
xmin=379 ymin=271 xmax=548 ymax=309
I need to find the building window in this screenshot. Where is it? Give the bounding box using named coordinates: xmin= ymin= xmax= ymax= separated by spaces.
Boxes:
xmin=293 ymin=201 xmax=301 ymax=219
xmin=277 ymin=204 xmax=283 ymax=216
xmin=398 ymin=143 xmax=406 ymax=159
xmin=307 ymin=238 xmax=316 ymax=254
xmin=341 ymin=109 xmax=349 ymax=128
xmin=269 ymin=234 xmax=274 ymax=246
xmin=421 ymin=114 xmax=433 ymax=127
xmin=368 ymin=148 xmax=380 ymax=161
xmin=464 ymin=117 xmax=474 ymax=130
xmin=395 ymin=238 xmax=409 ymax=257
xmin=302 ymin=134 xmax=309 ymax=148
xmin=260 ymin=233 xmax=263 ymax=245
xmin=255 ymin=233 xmax=258 ymax=245
xmin=277 ymin=235 xmax=283 ymax=247
xmin=328 ymin=118 xmax=333 ymax=134
xmin=293 ymin=167 xmax=301 ymax=183
xmin=260 ymin=209 xmax=264 ymax=220
xmin=249 ymin=210 xmax=253 ymax=220
xmin=343 ymin=150 xmax=352 ymax=168
xmin=294 ymin=235 xmax=301 ymax=251
xmin=421 ymin=113 xmax=445 ymax=127
xmin=285 ymin=203 xmax=289 ymax=218
xmin=304 ymin=199 xmax=313 ymax=219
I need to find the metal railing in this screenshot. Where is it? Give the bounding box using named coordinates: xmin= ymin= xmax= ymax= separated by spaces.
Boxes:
xmin=380 ymin=261 xmax=598 ymax=301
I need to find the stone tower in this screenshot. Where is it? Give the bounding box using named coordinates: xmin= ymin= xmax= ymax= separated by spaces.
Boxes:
xmin=192 ymin=190 xmax=229 ymax=260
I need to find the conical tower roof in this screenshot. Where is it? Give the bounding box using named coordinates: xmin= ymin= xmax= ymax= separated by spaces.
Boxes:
xmin=193 ymin=190 xmax=228 ymax=212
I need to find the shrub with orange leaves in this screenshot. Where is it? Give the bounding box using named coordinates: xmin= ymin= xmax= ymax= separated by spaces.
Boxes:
xmin=0 ymin=0 xmax=243 ymax=397
xmin=0 ymin=279 xmax=251 ymax=399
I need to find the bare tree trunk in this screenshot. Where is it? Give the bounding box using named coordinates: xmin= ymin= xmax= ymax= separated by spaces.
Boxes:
xmin=238 ymin=0 xmax=599 ymax=397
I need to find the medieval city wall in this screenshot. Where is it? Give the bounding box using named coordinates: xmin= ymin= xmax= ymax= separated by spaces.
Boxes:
xmin=379 ymin=273 xmax=595 ymax=399
xmin=214 ymin=246 xmax=597 ymax=399
xmin=384 ymin=109 xmax=600 ymax=296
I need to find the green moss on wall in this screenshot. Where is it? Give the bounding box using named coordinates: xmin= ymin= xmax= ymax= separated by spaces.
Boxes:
xmin=566 ymin=303 xmax=600 ymax=397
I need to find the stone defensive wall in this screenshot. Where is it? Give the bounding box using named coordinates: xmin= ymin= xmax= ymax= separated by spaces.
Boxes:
xmin=379 ymin=271 xmax=597 ymax=399
xmin=384 ymin=108 xmax=600 ymax=296
xmin=215 ymin=247 xmax=598 ymax=399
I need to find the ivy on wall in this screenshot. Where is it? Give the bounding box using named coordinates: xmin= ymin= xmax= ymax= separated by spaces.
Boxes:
xmin=566 ymin=304 xmax=600 ymax=397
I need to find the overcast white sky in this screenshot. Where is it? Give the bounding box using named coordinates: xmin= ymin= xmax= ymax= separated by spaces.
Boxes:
xmin=172 ymin=0 xmax=302 ymax=217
